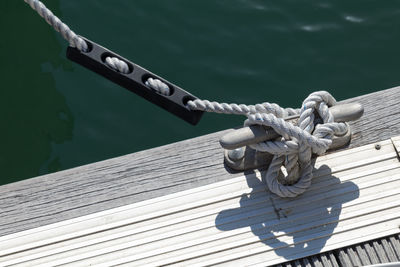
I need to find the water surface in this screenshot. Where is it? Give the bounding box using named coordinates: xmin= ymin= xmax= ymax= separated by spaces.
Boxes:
xmin=1 ymin=0 xmax=400 ymax=184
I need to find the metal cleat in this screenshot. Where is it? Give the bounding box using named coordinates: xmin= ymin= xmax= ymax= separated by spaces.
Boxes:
xmin=221 ymin=102 xmax=364 ymax=171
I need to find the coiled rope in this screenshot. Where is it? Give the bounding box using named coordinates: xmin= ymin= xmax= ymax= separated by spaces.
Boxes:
xmin=24 ymin=0 xmax=349 ymax=198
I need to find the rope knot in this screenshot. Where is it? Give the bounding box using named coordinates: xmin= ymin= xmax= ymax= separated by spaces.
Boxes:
xmin=246 ymin=91 xmax=348 ymax=197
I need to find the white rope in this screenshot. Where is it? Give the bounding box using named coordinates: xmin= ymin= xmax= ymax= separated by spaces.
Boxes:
xmin=186 ymin=99 xmax=299 ymax=118
xmin=189 ymin=91 xmax=348 ymax=198
xmin=25 ymin=0 xmax=349 ymax=198
xmin=24 ymin=0 xmax=88 ymax=52
xmin=24 ymin=0 xmax=171 ymax=96
xmin=145 ymin=78 xmax=171 ymax=96
xmin=22 ymin=3 xmax=126 ymax=69
xmin=104 ymin=57 xmax=130 ymax=74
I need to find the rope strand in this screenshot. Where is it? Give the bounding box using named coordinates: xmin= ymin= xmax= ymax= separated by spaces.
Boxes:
xmin=24 ymin=0 xmax=88 ymax=52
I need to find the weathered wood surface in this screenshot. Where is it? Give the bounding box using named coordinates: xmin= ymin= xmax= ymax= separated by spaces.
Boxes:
xmin=2 ymin=138 xmax=399 ymax=266
xmin=1 ymin=86 xmax=400 ymax=237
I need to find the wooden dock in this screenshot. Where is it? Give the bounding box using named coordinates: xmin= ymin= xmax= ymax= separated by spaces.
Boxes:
xmin=1 ymin=86 xmax=400 ymax=266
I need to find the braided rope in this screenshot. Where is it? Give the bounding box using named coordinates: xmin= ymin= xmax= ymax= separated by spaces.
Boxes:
xmin=187 ymin=100 xmax=299 ymax=118
xmin=25 ymin=0 xmax=349 ymax=198
xmin=24 ymin=0 xmax=88 ymax=52
xmin=145 ymin=78 xmax=171 ymax=96
xmin=104 ymin=57 xmax=130 ymax=74
xmin=249 ymin=92 xmax=348 ymax=197
xmin=24 ymin=0 xmax=138 ymax=84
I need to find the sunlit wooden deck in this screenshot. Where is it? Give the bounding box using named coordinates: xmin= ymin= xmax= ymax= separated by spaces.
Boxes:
xmin=1 ymin=86 xmax=400 ymax=266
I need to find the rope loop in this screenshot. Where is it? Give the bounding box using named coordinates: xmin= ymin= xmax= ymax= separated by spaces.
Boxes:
xmin=245 ymin=91 xmax=348 ymax=197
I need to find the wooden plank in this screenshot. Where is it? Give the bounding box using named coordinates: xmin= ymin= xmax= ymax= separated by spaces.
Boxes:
xmin=392 ymin=136 xmax=400 ymax=158
xmin=1 ymin=86 xmax=400 ymax=238
xmin=1 ymin=137 xmax=399 ymax=266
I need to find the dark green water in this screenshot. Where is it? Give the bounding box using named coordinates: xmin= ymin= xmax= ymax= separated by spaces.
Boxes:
xmin=1 ymin=1 xmax=400 ymax=184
